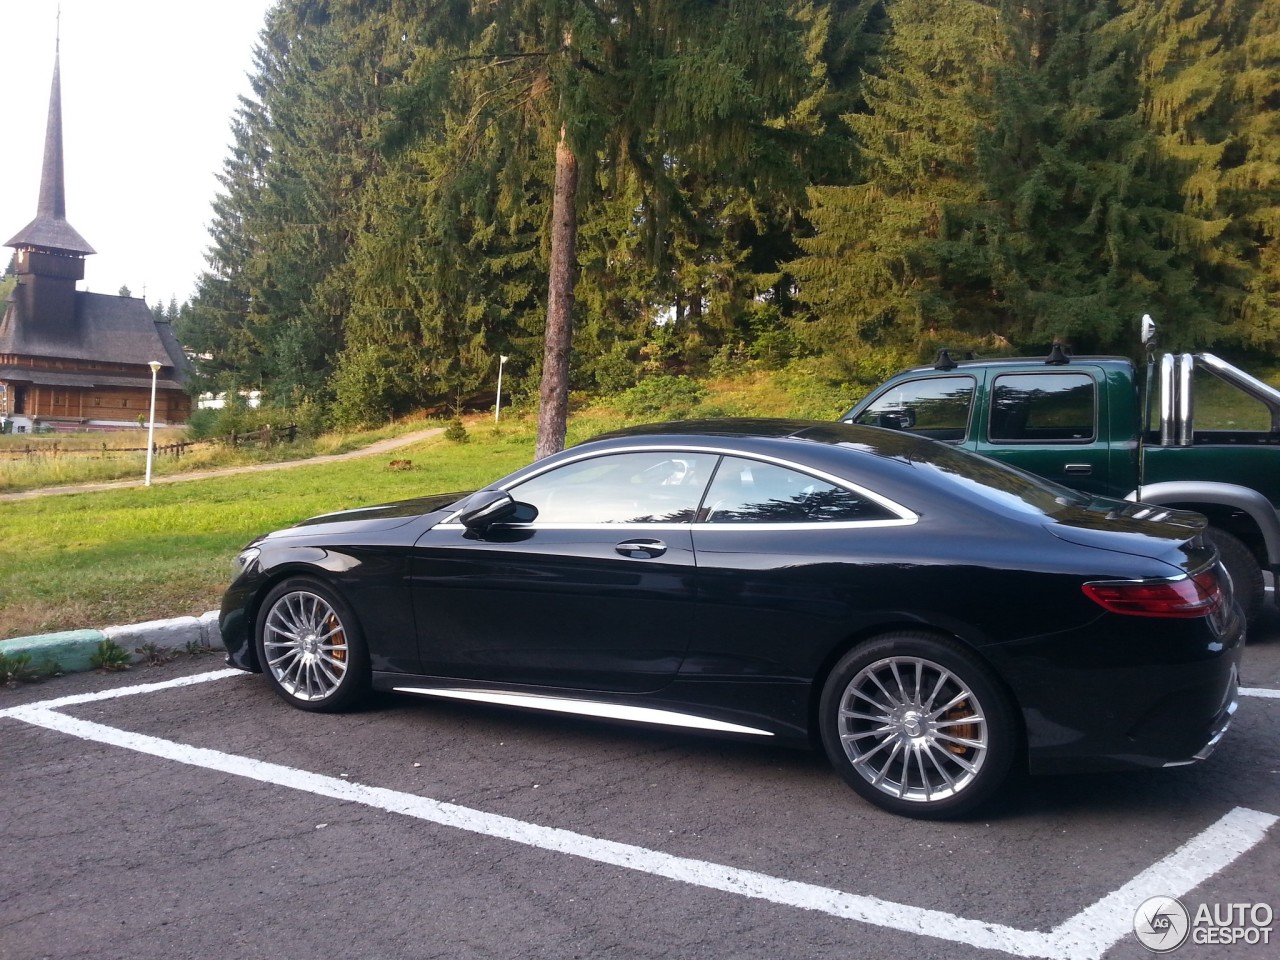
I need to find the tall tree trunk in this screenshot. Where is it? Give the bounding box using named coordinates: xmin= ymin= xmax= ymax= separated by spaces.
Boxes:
xmin=535 ymin=127 xmax=579 ymax=459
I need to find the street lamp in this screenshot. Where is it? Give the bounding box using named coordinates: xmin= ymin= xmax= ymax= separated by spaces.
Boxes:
xmin=144 ymin=361 xmax=162 ymax=486
xmin=495 ymin=354 xmax=509 ymax=423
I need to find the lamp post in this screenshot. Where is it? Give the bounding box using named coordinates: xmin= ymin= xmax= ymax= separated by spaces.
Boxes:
xmin=495 ymin=354 xmax=509 ymax=423
xmin=144 ymin=361 xmax=162 ymax=486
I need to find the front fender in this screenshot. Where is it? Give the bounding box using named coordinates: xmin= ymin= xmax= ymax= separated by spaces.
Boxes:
xmin=219 ymin=546 xmax=371 ymax=673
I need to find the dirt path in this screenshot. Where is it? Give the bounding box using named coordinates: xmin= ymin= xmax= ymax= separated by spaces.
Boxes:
xmin=0 ymin=427 xmax=445 ymax=502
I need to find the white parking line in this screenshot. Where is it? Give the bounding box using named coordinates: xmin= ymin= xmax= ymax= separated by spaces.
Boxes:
xmin=2 ymin=670 xmax=1277 ymax=960
xmin=1242 ymin=686 xmax=1280 ymax=699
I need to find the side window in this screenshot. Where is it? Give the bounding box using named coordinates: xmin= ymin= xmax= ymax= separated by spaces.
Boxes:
xmin=989 ymin=373 xmax=1096 ymax=442
xmin=851 ymin=376 xmax=974 ymax=442
xmin=507 ymin=451 xmax=710 ymax=523
xmin=701 ymin=457 xmax=897 ymax=524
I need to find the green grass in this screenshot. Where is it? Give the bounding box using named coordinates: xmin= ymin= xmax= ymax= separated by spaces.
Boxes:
xmin=0 ymin=419 xmax=433 ymax=494
xmin=0 ymin=368 xmax=864 ymax=640
xmin=0 ymin=406 xmax=665 ymax=639
xmin=0 ymin=419 xmax=531 ymax=638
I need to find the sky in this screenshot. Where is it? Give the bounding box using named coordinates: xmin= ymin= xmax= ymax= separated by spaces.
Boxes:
xmin=2 ymin=0 xmax=276 ymax=308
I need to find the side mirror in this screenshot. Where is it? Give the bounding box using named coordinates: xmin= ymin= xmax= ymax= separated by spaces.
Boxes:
xmin=458 ymin=489 xmax=537 ymax=532
xmin=459 ymin=489 xmax=518 ymax=532
xmin=1141 ymin=314 xmax=1157 ymax=349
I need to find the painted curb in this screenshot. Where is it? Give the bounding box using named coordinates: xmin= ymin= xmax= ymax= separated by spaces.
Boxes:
xmin=0 ymin=629 xmax=106 ymax=673
xmin=2 ymin=610 xmax=221 ymax=676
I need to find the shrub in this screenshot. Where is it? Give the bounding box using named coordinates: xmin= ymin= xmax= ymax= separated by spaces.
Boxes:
xmin=592 ymin=348 xmax=640 ymax=394
xmin=444 ymin=419 xmax=469 ymax=443
xmin=90 ymin=639 xmax=131 ymax=672
xmin=616 ymin=376 xmax=707 ymax=420
xmin=708 ymin=342 xmax=750 ymax=378
xmin=0 ymin=650 xmax=35 ymax=685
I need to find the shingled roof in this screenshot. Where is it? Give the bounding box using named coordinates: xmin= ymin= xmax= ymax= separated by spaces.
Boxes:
xmin=0 ymin=292 xmax=188 ymax=373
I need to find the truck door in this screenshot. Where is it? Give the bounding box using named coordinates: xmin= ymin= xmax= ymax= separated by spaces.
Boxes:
xmin=976 ymin=369 xmax=1113 ymax=496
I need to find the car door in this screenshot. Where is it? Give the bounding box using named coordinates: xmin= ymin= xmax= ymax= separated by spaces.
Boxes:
xmin=686 ymin=455 xmax=917 ymax=681
xmin=408 ymin=449 xmax=711 ymax=693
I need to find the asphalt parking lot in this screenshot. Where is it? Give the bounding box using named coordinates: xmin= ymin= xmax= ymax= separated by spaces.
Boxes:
xmin=2 ymin=620 xmax=1277 ymax=960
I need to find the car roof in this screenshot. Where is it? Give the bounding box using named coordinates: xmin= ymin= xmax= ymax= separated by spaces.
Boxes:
xmin=584 ymin=417 xmax=909 ymax=447
xmin=577 ymin=418 xmax=941 ymax=466
xmin=588 ymin=418 xmax=815 ymax=443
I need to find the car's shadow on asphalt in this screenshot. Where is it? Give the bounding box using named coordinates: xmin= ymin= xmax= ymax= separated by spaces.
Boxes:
xmin=356 ymin=682 xmax=1274 ymax=828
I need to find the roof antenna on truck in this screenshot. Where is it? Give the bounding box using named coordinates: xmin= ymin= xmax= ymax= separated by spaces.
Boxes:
xmin=934 ymin=349 xmax=958 ymax=371
xmin=1045 ymin=341 xmax=1071 ymax=365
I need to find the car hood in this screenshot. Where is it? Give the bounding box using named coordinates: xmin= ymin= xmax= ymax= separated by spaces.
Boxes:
xmin=287 ymin=491 xmax=470 ymax=534
xmin=1044 ymin=499 xmax=1208 ymax=559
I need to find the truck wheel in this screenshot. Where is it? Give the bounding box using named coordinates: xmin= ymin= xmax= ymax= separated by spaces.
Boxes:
xmin=1206 ymin=528 xmax=1264 ymax=626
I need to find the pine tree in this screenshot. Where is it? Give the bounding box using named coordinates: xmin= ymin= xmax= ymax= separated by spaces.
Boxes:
xmin=789 ymin=0 xmax=1011 ymax=372
xmin=381 ymin=0 xmax=815 ymax=455
xmin=184 ymin=21 xmax=282 ymax=392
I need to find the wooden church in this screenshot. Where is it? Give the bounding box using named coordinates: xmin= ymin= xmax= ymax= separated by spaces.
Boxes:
xmin=0 ymin=46 xmax=191 ymax=433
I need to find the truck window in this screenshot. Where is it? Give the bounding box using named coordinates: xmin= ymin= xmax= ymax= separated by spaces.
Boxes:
xmin=989 ymin=373 xmax=1095 ymax=443
xmin=850 ymin=376 xmax=975 ymax=441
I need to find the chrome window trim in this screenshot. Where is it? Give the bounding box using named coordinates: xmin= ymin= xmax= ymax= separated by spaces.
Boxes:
xmin=439 ymin=443 xmax=919 ymax=528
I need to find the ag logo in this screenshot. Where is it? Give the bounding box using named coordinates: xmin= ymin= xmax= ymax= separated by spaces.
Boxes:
xmin=1134 ymin=896 xmax=1191 ymax=953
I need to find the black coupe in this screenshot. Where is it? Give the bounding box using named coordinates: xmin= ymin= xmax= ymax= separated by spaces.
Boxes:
xmin=219 ymin=420 xmax=1243 ymax=818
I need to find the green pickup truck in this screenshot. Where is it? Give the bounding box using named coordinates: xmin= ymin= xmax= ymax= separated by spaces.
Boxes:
xmin=841 ymin=323 xmax=1280 ymax=623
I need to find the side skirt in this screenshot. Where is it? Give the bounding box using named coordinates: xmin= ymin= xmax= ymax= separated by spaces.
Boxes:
xmin=373 ymin=675 xmax=775 ymax=738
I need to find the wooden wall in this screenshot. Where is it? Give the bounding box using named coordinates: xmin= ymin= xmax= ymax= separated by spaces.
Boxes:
xmin=3 ymin=383 xmax=191 ymax=424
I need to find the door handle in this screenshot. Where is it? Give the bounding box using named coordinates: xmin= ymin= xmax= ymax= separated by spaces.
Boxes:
xmin=1064 ymin=463 xmax=1093 ymax=475
xmin=616 ymin=539 xmax=667 ymax=559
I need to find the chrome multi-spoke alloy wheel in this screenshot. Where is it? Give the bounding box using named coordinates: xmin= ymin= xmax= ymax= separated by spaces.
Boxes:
xmin=837 ymin=655 xmax=987 ymax=803
xmin=255 ymin=578 xmax=368 ymax=712
xmin=820 ymin=633 xmax=1014 ymax=818
xmin=263 ymin=589 xmax=349 ymax=701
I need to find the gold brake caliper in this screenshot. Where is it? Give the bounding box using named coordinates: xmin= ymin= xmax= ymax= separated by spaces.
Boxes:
xmin=327 ymin=614 xmax=347 ymax=663
xmin=944 ymin=700 xmax=977 ymax=755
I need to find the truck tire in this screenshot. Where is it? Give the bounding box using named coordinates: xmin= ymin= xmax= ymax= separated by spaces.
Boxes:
xmin=1206 ymin=527 xmax=1264 ymax=627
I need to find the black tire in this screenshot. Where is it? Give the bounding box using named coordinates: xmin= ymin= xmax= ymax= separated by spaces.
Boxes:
xmin=1205 ymin=527 xmax=1264 ymax=627
xmin=255 ymin=577 xmax=370 ymax=712
xmin=819 ymin=632 xmax=1018 ymax=820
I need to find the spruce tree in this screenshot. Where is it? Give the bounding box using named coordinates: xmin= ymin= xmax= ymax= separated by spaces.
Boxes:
xmin=789 ymin=0 xmax=1010 ymax=372
xmin=382 ymin=0 xmax=814 ymax=455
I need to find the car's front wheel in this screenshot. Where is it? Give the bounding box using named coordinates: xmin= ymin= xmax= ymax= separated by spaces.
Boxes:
xmin=255 ymin=577 xmax=370 ymax=712
xmin=819 ymin=633 xmax=1017 ymax=819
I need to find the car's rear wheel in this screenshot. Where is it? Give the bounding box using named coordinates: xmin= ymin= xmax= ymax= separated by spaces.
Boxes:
xmin=256 ymin=577 xmax=369 ymax=712
xmin=819 ymin=633 xmax=1017 ymax=819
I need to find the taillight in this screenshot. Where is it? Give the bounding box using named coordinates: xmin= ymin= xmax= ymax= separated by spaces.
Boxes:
xmin=1082 ymin=571 xmax=1223 ymax=618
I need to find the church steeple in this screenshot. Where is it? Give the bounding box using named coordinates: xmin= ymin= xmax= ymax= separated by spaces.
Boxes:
xmin=5 ymin=41 xmax=95 ymax=256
